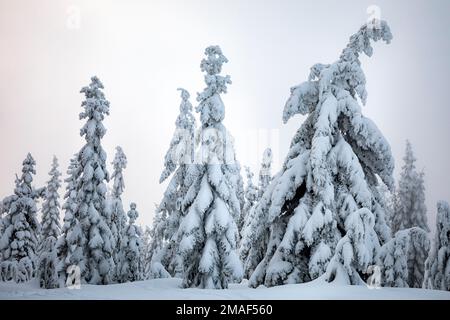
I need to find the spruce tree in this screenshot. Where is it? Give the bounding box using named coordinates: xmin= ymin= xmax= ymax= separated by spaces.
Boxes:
xmin=424 ymin=201 xmax=450 ymax=291
xmin=377 ymin=227 xmax=430 ymax=288
xmin=239 ymin=166 xmax=258 ymax=233
xmin=56 ymin=155 xmax=85 ymax=285
xmin=246 ymin=20 xmax=394 ymax=287
xmin=140 ymin=226 xmax=152 ymax=280
xmin=175 ymin=46 xmax=244 ymax=289
xmin=391 ymin=141 xmax=429 ymax=234
xmin=118 ymin=203 xmax=142 ymax=282
xmin=258 ymin=148 xmax=273 ymax=198
xmin=76 ymin=76 xmax=114 ymax=284
xmin=37 ymin=156 xmax=62 ymax=289
xmin=108 ymin=146 xmax=128 ymax=281
xmin=0 ymin=154 xmax=42 ymax=282
xmin=149 ymin=88 xmax=196 ymax=278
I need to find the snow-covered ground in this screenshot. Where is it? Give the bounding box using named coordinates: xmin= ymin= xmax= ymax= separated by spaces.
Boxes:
xmin=1 ymin=278 xmax=449 ymax=300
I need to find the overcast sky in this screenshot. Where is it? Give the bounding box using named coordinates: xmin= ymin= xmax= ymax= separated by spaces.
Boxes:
xmin=1 ymin=0 xmax=449 ymax=230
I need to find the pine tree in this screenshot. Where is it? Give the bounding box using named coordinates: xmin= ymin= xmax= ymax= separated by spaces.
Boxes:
xmin=246 ymin=21 xmax=394 ymax=287
xmin=0 ymin=154 xmax=42 ymax=282
xmin=424 ymin=201 xmax=450 ymax=291
xmin=239 ymin=166 xmax=258 ymax=232
xmin=240 ymin=149 xmax=274 ymax=279
xmin=56 ymin=155 xmax=85 ymax=285
xmin=391 ymin=141 xmax=429 ymax=234
xmin=377 ymin=227 xmax=430 ymax=288
xmin=149 ymin=88 xmax=197 ymax=278
xmin=175 ymin=46 xmax=244 ymax=289
xmin=37 ymin=156 xmax=62 ymax=289
xmin=76 ymin=76 xmax=114 ymax=284
xmin=107 ymin=146 xmax=128 ymax=282
xmin=140 ymin=225 xmax=152 ymax=280
xmin=147 ymin=205 xmax=171 ymax=279
xmin=118 ymin=203 xmax=142 ymax=282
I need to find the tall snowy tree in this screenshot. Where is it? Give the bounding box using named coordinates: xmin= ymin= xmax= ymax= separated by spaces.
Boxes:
xmin=424 ymin=201 xmax=450 ymax=291
xmin=107 ymin=146 xmax=128 ymax=282
xmin=118 ymin=203 xmax=142 ymax=282
xmin=140 ymin=225 xmax=152 ymax=280
xmin=175 ymin=46 xmax=244 ymax=289
xmin=75 ymin=76 xmax=114 ymax=285
xmin=56 ymin=155 xmax=85 ymax=285
xmin=0 ymin=154 xmax=43 ymax=282
xmin=149 ymin=88 xmax=197 ymax=278
xmin=391 ymin=141 xmax=428 ymax=234
xmin=377 ymin=227 xmax=430 ymax=288
xmin=37 ymin=156 xmax=62 ymax=289
xmin=245 ymin=20 xmax=394 ymax=288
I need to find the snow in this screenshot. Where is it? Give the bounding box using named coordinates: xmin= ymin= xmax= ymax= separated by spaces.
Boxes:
xmin=0 ymin=277 xmax=449 ymax=300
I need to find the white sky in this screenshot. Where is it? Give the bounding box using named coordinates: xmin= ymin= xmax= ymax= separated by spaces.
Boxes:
xmin=0 ymin=0 xmax=449 ymax=231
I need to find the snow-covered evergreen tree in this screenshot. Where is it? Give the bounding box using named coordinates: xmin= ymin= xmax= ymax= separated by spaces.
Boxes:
xmin=37 ymin=156 xmax=62 ymax=289
xmin=148 ymin=88 xmax=197 ymax=278
xmin=0 ymin=154 xmax=42 ymax=282
xmin=175 ymin=46 xmax=244 ymax=289
xmin=118 ymin=203 xmax=142 ymax=282
xmin=258 ymin=148 xmax=273 ymax=198
xmin=147 ymin=205 xmax=171 ymax=279
xmin=246 ymin=20 xmax=394 ymax=287
xmin=107 ymin=146 xmax=128 ymax=282
xmin=239 ymin=166 xmax=258 ymax=232
xmin=377 ymin=227 xmax=430 ymax=288
xmin=56 ymin=155 xmax=85 ymax=285
xmin=391 ymin=141 xmax=428 ymax=234
xmin=140 ymin=225 xmax=152 ymax=280
xmin=424 ymin=201 xmax=450 ymax=291
xmin=75 ymin=76 xmax=114 ymax=284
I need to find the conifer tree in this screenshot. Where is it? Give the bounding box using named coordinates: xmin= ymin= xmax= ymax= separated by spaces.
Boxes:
xmin=56 ymin=155 xmax=85 ymax=285
xmin=258 ymin=148 xmax=273 ymax=198
xmin=38 ymin=156 xmax=62 ymax=289
xmin=107 ymin=146 xmax=128 ymax=281
xmin=0 ymin=154 xmax=42 ymax=282
xmin=175 ymin=46 xmax=244 ymax=289
xmin=424 ymin=201 xmax=450 ymax=291
xmin=246 ymin=21 xmax=394 ymax=287
xmin=140 ymin=226 xmax=152 ymax=280
xmin=75 ymin=76 xmax=114 ymax=284
xmin=391 ymin=141 xmax=429 ymax=234
xmin=118 ymin=203 xmax=142 ymax=282
xmin=149 ymin=88 xmax=196 ymax=278
xmin=377 ymin=227 xmax=430 ymax=288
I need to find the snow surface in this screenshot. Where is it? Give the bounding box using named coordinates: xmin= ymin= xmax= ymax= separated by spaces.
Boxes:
xmin=1 ymin=277 xmax=449 ymax=300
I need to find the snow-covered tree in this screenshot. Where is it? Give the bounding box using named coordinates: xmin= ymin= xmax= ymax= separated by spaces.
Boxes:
xmin=107 ymin=146 xmax=128 ymax=282
xmin=118 ymin=203 xmax=142 ymax=282
xmin=246 ymin=20 xmax=394 ymax=288
xmin=424 ymin=201 xmax=450 ymax=291
xmin=0 ymin=154 xmax=43 ymax=282
xmin=140 ymin=225 xmax=152 ymax=280
xmin=75 ymin=76 xmax=114 ymax=284
xmin=56 ymin=155 xmax=85 ymax=285
xmin=391 ymin=141 xmax=428 ymax=234
xmin=239 ymin=166 xmax=258 ymax=232
xmin=148 ymin=88 xmax=197 ymax=278
xmin=147 ymin=205 xmax=171 ymax=279
xmin=175 ymin=46 xmax=244 ymax=289
xmin=37 ymin=156 xmax=62 ymax=289
xmin=377 ymin=227 xmax=430 ymax=288
xmin=258 ymin=148 xmax=273 ymax=198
